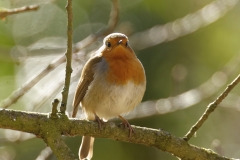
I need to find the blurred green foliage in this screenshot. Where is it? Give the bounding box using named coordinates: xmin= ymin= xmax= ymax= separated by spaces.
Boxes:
xmin=0 ymin=0 xmax=240 ymax=159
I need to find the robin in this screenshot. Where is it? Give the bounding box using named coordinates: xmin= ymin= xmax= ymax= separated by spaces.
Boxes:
xmin=72 ymin=33 xmax=146 ymax=160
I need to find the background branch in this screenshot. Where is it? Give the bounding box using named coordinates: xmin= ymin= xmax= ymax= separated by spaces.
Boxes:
xmin=0 ymin=55 xmax=65 ymax=109
xmin=1 ymin=0 xmax=236 ymax=111
xmin=130 ymin=0 xmax=238 ymax=50
xmin=0 ymin=0 xmax=119 ymax=110
xmin=126 ymin=54 xmax=240 ymax=119
xmin=0 ymin=5 xmax=39 ymax=20
xmin=74 ymin=0 xmax=119 ymax=52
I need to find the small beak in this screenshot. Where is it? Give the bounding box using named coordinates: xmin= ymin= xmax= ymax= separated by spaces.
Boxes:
xmin=118 ymin=40 xmax=123 ymax=45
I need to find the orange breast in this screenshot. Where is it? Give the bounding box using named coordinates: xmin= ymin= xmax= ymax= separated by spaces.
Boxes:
xmin=103 ymin=46 xmax=145 ymax=85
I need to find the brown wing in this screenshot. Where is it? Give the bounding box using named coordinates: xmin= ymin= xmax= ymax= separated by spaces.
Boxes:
xmin=72 ymin=55 xmax=102 ymax=118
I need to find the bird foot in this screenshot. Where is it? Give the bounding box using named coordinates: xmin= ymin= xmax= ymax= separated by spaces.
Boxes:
xmin=95 ymin=114 xmax=105 ymax=130
xmin=118 ymin=115 xmax=134 ymax=137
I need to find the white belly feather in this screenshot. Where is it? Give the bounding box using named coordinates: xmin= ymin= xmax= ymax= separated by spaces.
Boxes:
xmin=82 ymin=71 xmax=145 ymax=121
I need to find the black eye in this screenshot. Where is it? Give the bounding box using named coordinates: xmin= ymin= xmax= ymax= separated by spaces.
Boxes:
xmin=126 ymin=41 xmax=129 ymax=47
xmin=106 ymin=42 xmax=111 ymax=48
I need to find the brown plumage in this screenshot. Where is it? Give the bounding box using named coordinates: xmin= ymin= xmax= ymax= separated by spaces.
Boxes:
xmin=72 ymin=33 xmax=146 ymax=159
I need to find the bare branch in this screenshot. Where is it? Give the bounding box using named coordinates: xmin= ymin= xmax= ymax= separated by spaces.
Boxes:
xmin=0 ymin=5 xmax=39 ymax=20
xmin=184 ymin=74 xmax=240 ymax=141
xmin=0 ymin=56 xmax=65 ymax=109
xmin=0 ymin=109 xmax=236 ymax=160
xmin=60 ymin=0 xmax=73 ymax=113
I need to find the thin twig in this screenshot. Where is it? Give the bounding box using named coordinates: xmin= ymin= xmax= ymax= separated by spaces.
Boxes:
xmin=0 ymin=5 xmax=39 ymax=20
xmin=183 ymin=74 xmax=240 ymax=141
xmin=0 ymin=0 xmax=119 ymax=109
xmin=60 ymin=0 xmax=73 ymax=113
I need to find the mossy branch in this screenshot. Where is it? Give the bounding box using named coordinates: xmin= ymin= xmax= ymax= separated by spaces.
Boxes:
xmin=43 ymin=127 xmax=77 ymax=160
xmin=0 ymin=109 xmax=236 ymax=160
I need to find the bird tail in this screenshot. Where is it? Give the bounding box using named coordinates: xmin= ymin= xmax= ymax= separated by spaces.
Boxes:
xmin=79 ymin=136 xmax=95 ymax=160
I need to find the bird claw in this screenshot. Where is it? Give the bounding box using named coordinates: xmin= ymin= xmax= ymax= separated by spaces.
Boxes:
xmin=95 ymin=114 xmax=105 ymax=130
xmin=118 ymin=115 xmax=134 ymax=137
